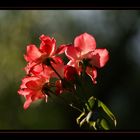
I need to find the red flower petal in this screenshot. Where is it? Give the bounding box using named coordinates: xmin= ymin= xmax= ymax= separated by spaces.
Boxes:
xmin=25 ymin=78 xmax=46 ymax=91
xmin=51 ymin=62 xmax=65 ymax=78
xmin=39 ymin=34 xmax=56 ymax=56
xmin=74 ymin=33 xmax=96 ymax=55
xmin=24 ymin=45 xmax=42 ymax=62
xmin=23 ymin=96 xmax=32 ymax=110
xmin=67 ymin=60 xmax=75 ymax=67
xmin=64 ymin=66 xmax=78 ymax=81
xmin=20 ymin=76 xmax=39 ymax=89
xmin=18 ymin=89 xmax=30 ymax=96
xmin=31 ymin=91 xmax=45 ymax=101
xmin=86 ymin=66 xmax=97 ymax=84
xmin=55 ymin=44 xmax=68 ymax=54
xmin=88 ymin=48 xmax=109 ymax=68
xmin=26 ymin=81 xmax=41 ymax=90
xmin=30 ymin=64 xmax=44 ymax=75
xmin=67 ymin=60 xmax=82 ymax=75
xmin=65 ymin=46 xmax=81 ymax=60
xmin=52 ymin=56 xmax=64 ymax=64
xmin=24 ymin=62 xmax=38 ymax=75
xmin=40 ymin=65 xmax=53 ymax=79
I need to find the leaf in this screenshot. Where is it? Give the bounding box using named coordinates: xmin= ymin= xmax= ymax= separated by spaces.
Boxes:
xmin=76 ymin=96 xmax=117 ymax=130
xmin=85 ymin=96 xmax=98 ymax=111
xmin=87 ymin=96 xmax=95 ymax=110
xmin=86 ymin=111 xmax=93 ymax=123
xmin=100 ymin=119 xmax=110 ymax=130
xmin=89 ymin=121 xmax=97 ymax=130
xmin=76 ymin=110 xmax=86 ymax=124
xmin=80 ymin=118 xmax=86 ymax=127
xmin=98 ymin=100 xmax=117 ymax=126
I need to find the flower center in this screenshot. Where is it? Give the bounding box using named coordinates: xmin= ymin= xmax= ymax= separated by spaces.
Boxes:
xmin=42 ymin=57 xmax=52 ymax=66
xmin=78 ymin=59 xmax=92 ymax=70
xmin=42 ymin=83 xmax=51 ymax=95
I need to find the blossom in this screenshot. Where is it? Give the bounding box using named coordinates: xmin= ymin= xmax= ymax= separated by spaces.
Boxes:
xmin=65 ymin=33 xmax=109 ymax=83
xmin=24 ymin=35 xmax=56 ymax=63
xmin=24 ymin=35 xmax=66 ymax=76
xmin=18 ymin=76 xmax=49 ymax=110
xmin=54 ymin=65 xmax=79 ymax=95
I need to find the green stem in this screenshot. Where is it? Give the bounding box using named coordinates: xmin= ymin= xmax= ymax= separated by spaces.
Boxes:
xmin=46 ymin=86 xmax=83 ymax=113
xmin=69 ymin=103 xmax=83 ymax=113
xmin=71 ymin=87 xmax=85 ymax=105
xmin=81 ymin=66 xmax=92 ymax=111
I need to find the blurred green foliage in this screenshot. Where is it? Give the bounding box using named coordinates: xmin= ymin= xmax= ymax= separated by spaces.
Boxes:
xmin=0 ymin=10 xmax=140 ymax=130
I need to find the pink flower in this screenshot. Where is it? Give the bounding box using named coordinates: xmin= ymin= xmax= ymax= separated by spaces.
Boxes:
xmin=25 ymin=62 xmax=53 ymax=78
xmin=24 ymin=35 xmax=66 ymax=75
xmin=54 ymin=66 xmax=78 ymax=95
xmin=18 ymin=76 xmax=49 ymax=110
xmin=24 ymin=35 xmax=56 ymax=63
xmin=65 ymin=33 xmax=109 ymax=83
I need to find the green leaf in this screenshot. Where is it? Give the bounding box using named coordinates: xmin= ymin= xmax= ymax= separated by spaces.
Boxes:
xmin=80 ymin=118 xmax=86 ymax=127
xmin=76 ymin=96 xmax=117 ymax=130
xmin=76 ymin=110 xmax=86 ymax=125
xmin=98 ymin=100 xmax=117 ymax=127
xmin=89 ymin=121 xmax=97 ymax=130
xmin=100 ymin=119 xmax=110 ymax=130
xmin=87 ymin=96 xmax=95 ymax=110
xmin=85 ymin=96 xmax=98 ymax=111
xmin=86 ymin=111 xmax=93 ymax=123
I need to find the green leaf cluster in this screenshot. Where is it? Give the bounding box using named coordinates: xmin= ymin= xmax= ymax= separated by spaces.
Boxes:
xmin=76 ymin=96 xmax=117 ymax=130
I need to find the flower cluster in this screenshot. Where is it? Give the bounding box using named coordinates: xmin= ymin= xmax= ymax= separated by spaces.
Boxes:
xmin=18 ymin=33 xmax=109 ymax=110
xmin=18 ymin=33 xmax=116 ymax=130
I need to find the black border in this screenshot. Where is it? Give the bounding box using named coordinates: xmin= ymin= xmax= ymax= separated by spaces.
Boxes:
xmin=0 ymin=0 xmax=140 ymax=9
xmin=0 ymin=0 xmax=140 ymax=137
xmin=0 ymin=130 xmax=140 ymax=137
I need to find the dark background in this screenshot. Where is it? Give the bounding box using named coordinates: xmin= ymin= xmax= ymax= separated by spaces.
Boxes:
xmin=0 ymin=10 xmax=140 ymax=130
